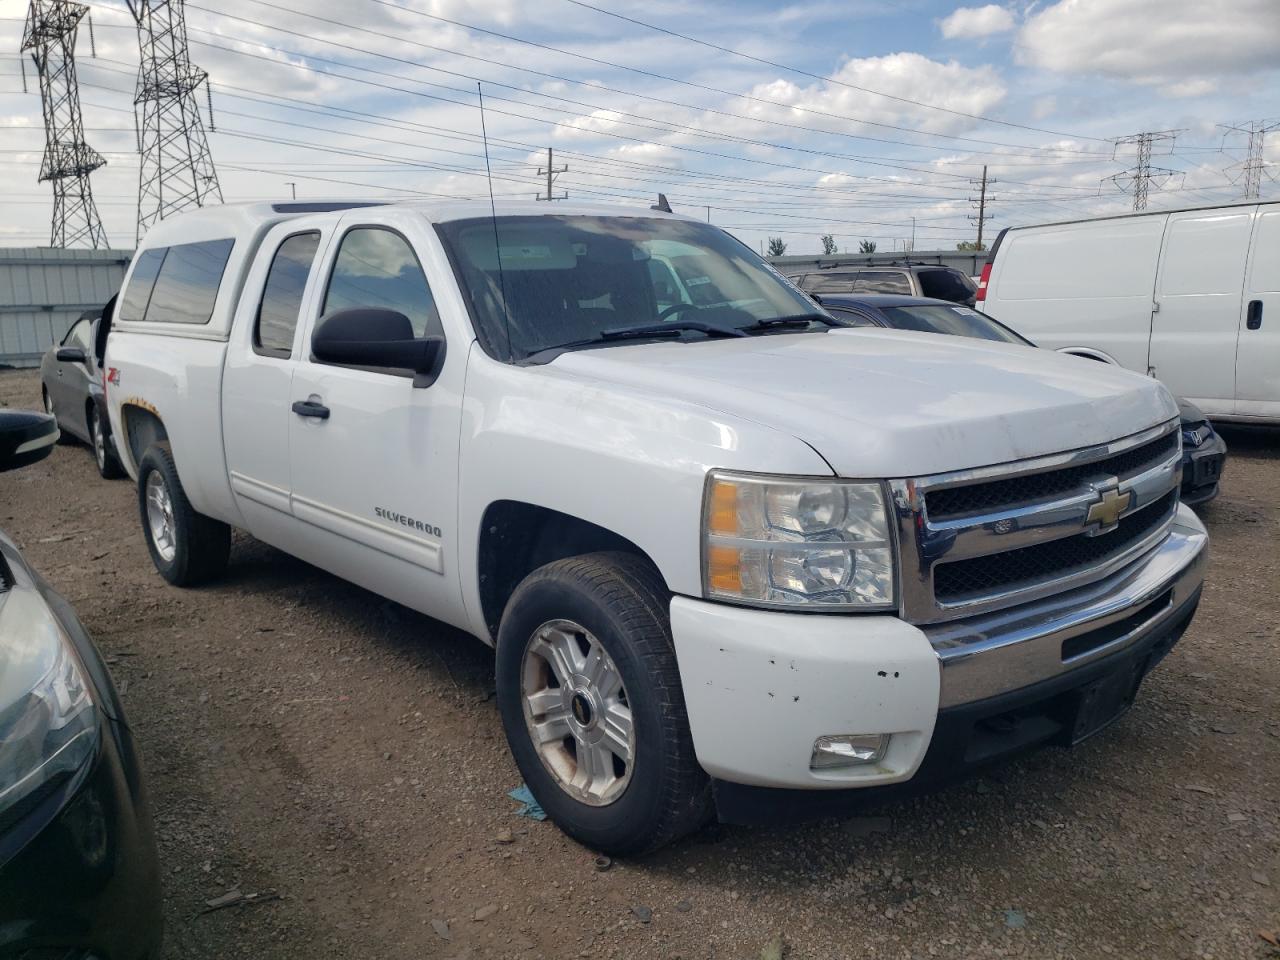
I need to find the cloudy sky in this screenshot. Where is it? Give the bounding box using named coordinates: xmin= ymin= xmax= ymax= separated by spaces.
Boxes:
xmin=2 ymin=0 xmax=1278 ymax=254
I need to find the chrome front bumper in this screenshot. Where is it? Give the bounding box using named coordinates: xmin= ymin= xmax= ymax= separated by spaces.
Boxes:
xmin=924 ymin=504 xmax=1208 ymax=708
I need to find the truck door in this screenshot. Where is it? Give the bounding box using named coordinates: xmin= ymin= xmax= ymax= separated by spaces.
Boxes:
xmin=286 ymin=210 xmax=469 ymax=631
xmin=222 ymin=217 xmax=330 ymax=545
xmin=1235 ymin=206 xmax=1280 ymax=419
xmin=1149 ymin=207 xmax=1255 ymax=415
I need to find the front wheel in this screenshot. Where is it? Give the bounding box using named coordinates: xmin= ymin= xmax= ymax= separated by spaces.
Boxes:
xmin=136 ymin=444 xmax=230 ymax=586
xmin=495 ymin=552 xmax=710 ymax=856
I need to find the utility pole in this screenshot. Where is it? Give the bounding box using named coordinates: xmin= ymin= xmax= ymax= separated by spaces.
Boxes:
xmin=1220 ymin=120 xmax=1280 ymax=200
xmin=969 ymin=165 xmax=996 ymax=250
xmin=706 ymin=205 xmax=710 ymax=223
xmin=1105 ymin=130 xmax=1181 ymax=211
xmin=910 ymin=216 xmax=916 ymax=253
xmin=284 ymin=181 xmax=296 ymax=199
xmin=21 ymin=0 xmax=108 ymax=248
xmin=127 ymin=0 xmax=222 ymax=242
xmin=535 ymin=147 xmax=567 ymax=201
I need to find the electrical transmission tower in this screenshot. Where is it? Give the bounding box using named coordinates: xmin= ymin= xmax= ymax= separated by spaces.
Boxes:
xmin=20 ymin=0 xmax=108 ymax=248
xmin=1220 ymin=119 xmax=1280 ymax=200
xmin=1105 ymin=130 xmax=1182 ymax=211
xmin=126 ymin=0 xmax=221 ymax=242
xmin=968 ymin=164 xmax=996 ymax=249
xmin=535 ymin=147 xmax=568 ymax=201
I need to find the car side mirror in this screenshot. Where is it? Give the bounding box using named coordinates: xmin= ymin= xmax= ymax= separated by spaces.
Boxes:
xmin=56 ymin=346 xmax=87 ymax=364
xmin=311 ymin=308 xmax=444 ymax=388
xmin=0 ymin=411 xmax=58 ymax=473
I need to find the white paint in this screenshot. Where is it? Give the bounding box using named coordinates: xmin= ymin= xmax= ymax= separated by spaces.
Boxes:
xmin=670 ymin=597 xmax=939 ymax=788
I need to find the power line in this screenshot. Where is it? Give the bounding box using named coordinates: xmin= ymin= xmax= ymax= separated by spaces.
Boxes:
xmin=1220 ymin=119 xmax=1280 ymax=200
xmin=126 ymin=0 xmax=222 ymax=240
xmin=555 ymin=0 xmax=1116 ymax=144
xmin=1104 ymin=130 xmax=1182 ymax=212
xmin=21 ymin=0 xmax=108 ymax=247
xmin=535 ymin=147 xmax=567 ymax=201
xmin=969 ymin=164 xmax=996 ymax=249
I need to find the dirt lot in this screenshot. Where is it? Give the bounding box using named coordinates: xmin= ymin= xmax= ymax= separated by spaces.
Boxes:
xmin=2 ymin=367 xmax=1278 ymax=960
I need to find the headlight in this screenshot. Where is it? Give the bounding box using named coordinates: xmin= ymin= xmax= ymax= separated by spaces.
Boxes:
xmin=702 ymin=471 xmax=896 ymax=609
xmin=0 ymin=617 xmax=98 ymax=820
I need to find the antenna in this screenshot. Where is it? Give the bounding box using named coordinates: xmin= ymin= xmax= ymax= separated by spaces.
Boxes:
xmin=477 ymin=82 xmax=512 ymax=359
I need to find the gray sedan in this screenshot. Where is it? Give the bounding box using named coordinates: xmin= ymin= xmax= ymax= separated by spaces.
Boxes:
xmin=39 ymin=303 xmax=123 ymax=479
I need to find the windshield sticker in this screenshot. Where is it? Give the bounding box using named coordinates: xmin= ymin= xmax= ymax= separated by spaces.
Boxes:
xmin=685 ymin=276 xmax=712 ymax=287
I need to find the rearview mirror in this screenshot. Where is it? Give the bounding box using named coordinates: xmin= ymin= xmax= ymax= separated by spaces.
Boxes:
xmin=312 ymin=308 xmax=444 ymax=388
xmin=0 ymin=411 xmax=58 ymax=473
xmin=56 ymin=346 xmax=87 ymax=364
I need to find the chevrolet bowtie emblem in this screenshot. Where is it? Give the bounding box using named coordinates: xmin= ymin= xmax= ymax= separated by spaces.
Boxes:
xmin=1086 ymin=484 xmax=1131 ymax=532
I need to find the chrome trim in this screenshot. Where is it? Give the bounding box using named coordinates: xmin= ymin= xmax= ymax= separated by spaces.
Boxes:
xmin=926 ymin=516 xmax=1207 ymax=707
xmin=890 ymin=419 xmax=1182 ymax=624
xmin=916 ymin=419 xmax=1178 ymax=494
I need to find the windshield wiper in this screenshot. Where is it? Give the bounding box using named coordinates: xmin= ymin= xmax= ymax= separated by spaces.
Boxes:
xmin=519 ymin=321 xmax=747 ymax=364
xmin=600 ymin=321 xmax=748 ymax=341
xmin=737 ymin=313 xmax=838 ymax=333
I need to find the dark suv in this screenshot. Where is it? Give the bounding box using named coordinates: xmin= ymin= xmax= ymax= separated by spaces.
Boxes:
xmin=788 ymin=263 xmax=977 ymax=305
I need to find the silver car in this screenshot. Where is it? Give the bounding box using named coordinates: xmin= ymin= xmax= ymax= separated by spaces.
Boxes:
xmin=39 ymin=302 xmax=124 ymax=479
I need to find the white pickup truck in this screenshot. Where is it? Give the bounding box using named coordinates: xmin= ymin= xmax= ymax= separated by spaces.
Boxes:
xmin=106 ymin=200 xmax=1208 ymax=854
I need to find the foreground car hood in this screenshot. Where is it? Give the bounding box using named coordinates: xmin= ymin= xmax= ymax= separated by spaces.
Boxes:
xmin=552 ymin=329 xmax=1177 ymax=477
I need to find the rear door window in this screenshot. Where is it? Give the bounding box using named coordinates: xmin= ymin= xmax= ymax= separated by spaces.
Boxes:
xmin=852 ymin=270 xmax=912 ymax=295
xmin=255 ymin=232 xmax=321 ymax=358
xmin=803 ymin=272 xmax=859 ymax=294
xmin=118 ymin=248 xmax=167 ymax=322
xmin=916 ymin=268 xmax=976 ymax=302
xmin=145 ymin=239 xmax=235 ymax=324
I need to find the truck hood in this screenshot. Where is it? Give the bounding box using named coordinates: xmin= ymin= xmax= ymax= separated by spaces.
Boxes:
xmin=550 ymin=329 xmax=1177 ymax=478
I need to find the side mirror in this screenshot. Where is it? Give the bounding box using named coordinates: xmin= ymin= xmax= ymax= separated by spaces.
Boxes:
xmin=312 ymin=308 xmax=444 ymax=388
xmin=0 ymin=411 xmax=58 ymax=473
xmin=56 ymin=346 xmax=87 ymax=364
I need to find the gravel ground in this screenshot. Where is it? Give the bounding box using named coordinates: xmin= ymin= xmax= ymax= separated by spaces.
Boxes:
xmin=2 ymin=366 xmax=1278 ymax=960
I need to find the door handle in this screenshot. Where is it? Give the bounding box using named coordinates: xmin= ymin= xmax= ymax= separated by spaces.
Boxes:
xmin=291 ymin=399 xmax=330 ymax=420
xmin=1247 ymin=299 xmax=1263 ymax=330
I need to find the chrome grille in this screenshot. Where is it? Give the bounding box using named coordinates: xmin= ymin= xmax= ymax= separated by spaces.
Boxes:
xmin=934 ymin=490 xmax=1177 ymax=602
xmin=926 ymin=430 xmax=1179 ymax=520
xmin=890 ymin=420 xmax=1182 ymax=624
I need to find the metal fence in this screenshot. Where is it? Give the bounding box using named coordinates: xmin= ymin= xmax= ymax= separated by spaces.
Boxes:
xmin=0 ymin=247 xmax=132 ymax=368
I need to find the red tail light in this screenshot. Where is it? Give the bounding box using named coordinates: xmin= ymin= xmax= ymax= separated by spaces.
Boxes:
xmin=976 ymin=262 xmax=992 ymax=302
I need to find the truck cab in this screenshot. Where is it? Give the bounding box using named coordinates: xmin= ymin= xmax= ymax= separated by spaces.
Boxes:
xmin=107 ymin=200 xmax=1207 ymax=855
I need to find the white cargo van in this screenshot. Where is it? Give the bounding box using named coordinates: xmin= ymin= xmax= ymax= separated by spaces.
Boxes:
xmin=978 ymin=201 xmax=1279 ymax=423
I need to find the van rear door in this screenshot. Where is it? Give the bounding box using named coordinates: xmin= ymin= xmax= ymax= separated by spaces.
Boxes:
xmin=1236 ymin=205 xmax=1280 ymax=419
xmin=1149 ymin=206 xmax=1255 ymax=414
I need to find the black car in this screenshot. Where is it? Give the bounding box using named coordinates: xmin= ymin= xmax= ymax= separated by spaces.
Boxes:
xmin=787 ymin=262 xmax=978 ymax=306
xmin=0 ymin=411 xmax=163 ymax=959
xmin=819 ymin=294 xmax=1228 ymax=505
xmin=39 ymin=296 xmax=125 ymax=479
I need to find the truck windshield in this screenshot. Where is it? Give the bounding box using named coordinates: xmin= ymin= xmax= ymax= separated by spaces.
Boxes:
xmin=436 ymin=215 xmax=826 ymax=361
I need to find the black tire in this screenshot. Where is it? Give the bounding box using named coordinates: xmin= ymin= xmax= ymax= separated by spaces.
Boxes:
xmin=495 ymin=552 xmax=711 ymax=856
xmin=136 ymin=444 xmax=230 ymax=586
xmin=89 ymin=403 xmax=125 ymax=479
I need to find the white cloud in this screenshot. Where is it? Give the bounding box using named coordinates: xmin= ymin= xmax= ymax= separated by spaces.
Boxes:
xmin=1016 ymin=0 xmax=1280 ymax=96
xmin=939 ymin=5 xmax=1016 ymax=39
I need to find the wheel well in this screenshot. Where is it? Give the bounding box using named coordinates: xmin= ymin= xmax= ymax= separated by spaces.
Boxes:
xmin=477 ymin=501 xmax=660 ymax=640
xmin=122 ymin=405 xmax=168 ymax=466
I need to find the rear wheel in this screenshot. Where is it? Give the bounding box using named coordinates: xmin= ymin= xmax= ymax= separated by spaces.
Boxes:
xmin=136 ymin=444 xmax=230 ymax=585
xmin=495 ymin=552 xmax=710 ymax=856
xmin=89 ymin=404 xmax=124 ymax=479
